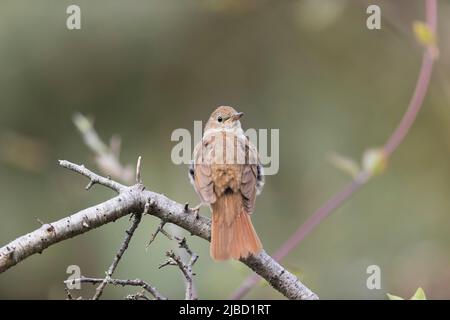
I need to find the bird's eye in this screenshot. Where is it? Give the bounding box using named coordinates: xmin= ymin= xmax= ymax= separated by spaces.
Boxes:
xmin=217 ymin=116 xmax=223 ymax=123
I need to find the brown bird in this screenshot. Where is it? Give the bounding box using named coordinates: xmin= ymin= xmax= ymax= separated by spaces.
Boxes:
xmin=189 ymin=106 xmax=264 ymax=260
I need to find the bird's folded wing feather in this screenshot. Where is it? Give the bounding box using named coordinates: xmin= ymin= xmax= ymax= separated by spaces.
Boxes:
xmin=192 ymin=135 xmax=216 ymax=204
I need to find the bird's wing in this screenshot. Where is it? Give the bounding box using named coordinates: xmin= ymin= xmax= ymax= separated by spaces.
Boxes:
xmin=192 ymin=135 xmax=216 ymax=204
xmin=240 ymin=137 xmax=262 ymax=214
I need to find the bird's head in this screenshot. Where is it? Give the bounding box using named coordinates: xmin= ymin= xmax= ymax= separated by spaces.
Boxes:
xmin=205 ymin=106 xmax=244 ymax=132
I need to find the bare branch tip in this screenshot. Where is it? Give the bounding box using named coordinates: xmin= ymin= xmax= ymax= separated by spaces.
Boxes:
xmin=35 ymin=217 xmax=45 ymax=226
xmin=136 ymin=156 xmax=142 ymax=184
xmin=85 ymin=180 xmax=95 ymax=190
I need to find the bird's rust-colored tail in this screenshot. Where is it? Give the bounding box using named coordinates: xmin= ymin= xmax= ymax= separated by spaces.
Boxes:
xmin=210 ymin=193 xmax=262 ymax=260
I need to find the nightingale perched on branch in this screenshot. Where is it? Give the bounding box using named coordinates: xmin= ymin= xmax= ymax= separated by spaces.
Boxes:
xmin=189 ymin=106 xmax=264 ymax=260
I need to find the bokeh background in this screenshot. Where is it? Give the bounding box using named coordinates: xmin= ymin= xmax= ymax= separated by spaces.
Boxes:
xmin=1 ymin=0 xmax=450 ymax=299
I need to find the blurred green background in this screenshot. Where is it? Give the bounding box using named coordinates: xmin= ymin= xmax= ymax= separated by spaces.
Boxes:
xmin=1 ymin=0 xmax=450 ymax=299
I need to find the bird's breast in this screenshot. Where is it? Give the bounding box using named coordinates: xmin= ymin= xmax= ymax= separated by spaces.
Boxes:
xmin=198 ymin=129 xmax=250 ymax=197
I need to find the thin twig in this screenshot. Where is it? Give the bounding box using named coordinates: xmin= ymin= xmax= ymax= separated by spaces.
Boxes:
xmin=230 ymin=0 xmax=438 ymax=300
xmin=35 ymin=217 xmax=45 ymax=226
xmin=159 ymin=237 xmax=198 ymax=300
xmin=58 ymin=160 xmax=125 ymax=193
xmin=92 ymin=213 xmax=142 ymax=300
xmin=146 ymin=221 xmax=172 ymax=248
xmin=64 ymin=285 xmax=74 ymax=300
xmin=67 ymin=277 xmax=166 ymax=300
xmin=125 ymin=291 xmax=151 ymax=300
xmin=73 ymin=113 xmax=134 ymax=183
xmin=136 ymin=156 xmax=142 ymax=184
xmin=175 ymin=236 xmax=199 ymax=269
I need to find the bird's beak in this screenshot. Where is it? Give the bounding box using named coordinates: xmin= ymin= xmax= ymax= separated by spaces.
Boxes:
xmin=230 ymin=112 xmax=244 ymax=121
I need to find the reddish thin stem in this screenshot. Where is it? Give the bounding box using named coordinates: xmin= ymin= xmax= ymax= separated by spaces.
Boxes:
xmin=231 ymin=0 xmax=437 ymax=300
xmin=383 ymin=55 xmax=434 ymax=155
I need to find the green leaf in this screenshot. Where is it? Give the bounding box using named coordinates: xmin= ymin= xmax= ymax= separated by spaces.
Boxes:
xmin=411 ymin=287 xmax=426 ymax=300
xmin=386 ymin=293 xmax=404 ymax=300
xmin=387 ymin=287 xmax=427 ymax=300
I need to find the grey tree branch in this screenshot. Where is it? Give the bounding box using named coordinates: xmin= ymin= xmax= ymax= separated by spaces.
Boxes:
xmin=59 ymin=160 xmax=125 ymax=192
xmin=75 ymin=114 xmax=195 ymax=297
xmin=92 ymin=212 xmax=142 ymax=300
xmin=66 ymin=276 xmax=167 ymax=300
xmin=146 ymin=221 xmax=172 ymax=248
xmin=0 ymin=161 xmax=318 ymax=300
xmin=126 ymin=291 xmax=151 ymax=300
xmin=73 ymin=113 xmax=134 ymax=183
xmin=159 ymin=237 xmax=199 ymax=300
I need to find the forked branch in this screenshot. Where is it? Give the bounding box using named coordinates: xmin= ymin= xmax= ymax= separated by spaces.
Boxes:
xmin=0 ymin=160 xmax=318 ymax=300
